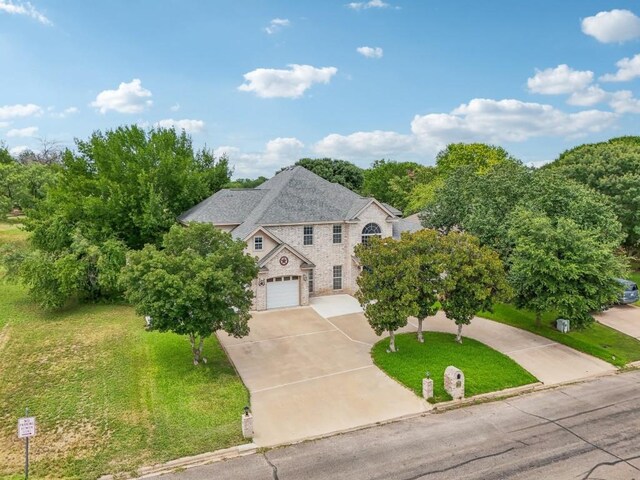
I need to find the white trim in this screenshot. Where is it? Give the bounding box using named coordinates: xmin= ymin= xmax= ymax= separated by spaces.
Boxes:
xmin=349 ymin=198 xmax=397 ymax=220
xmin=241 ymin=225 xmax=284 ymax=244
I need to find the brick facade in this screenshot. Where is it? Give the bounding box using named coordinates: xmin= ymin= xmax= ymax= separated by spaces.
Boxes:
xmin=243 ymin=202 xmax=395 ymax=310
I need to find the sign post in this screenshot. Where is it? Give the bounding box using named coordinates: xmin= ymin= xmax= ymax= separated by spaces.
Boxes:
xmin=18 ymin=408 xmax=36 ymax=480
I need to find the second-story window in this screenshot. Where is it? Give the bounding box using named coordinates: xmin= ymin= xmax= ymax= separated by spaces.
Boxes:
xmin=333 ymin=224 xmax=342 ymax=244
xmin=254 ymin=236 xmax=263 ymax=251
xmin=361 ymin=223 xmax=382 ymax=246
xmin=303 ymin=225 xmax=314 ymax=245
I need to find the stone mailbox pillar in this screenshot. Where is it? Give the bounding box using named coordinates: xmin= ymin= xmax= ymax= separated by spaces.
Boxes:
xmin=444 ymin=366 xmax=464 ymax=400
xmin=422 ymin=377 xmax=434 ymax=400
xmin=241 ymin=408 xmax=254 ymax=438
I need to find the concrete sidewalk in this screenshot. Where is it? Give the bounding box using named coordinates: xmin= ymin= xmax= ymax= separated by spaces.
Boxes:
xmin=594 ymin=304 xmax=640 ymax=339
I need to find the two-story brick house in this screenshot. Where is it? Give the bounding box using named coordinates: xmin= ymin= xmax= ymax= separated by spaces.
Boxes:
xmin=179 ymin=166 xmax=420 ymax=310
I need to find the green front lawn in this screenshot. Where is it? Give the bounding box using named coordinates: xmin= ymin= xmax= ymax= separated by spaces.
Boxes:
xmin=0 ymin=219 xmax=249 ymax=479
xmin=372 ymin=332 xmax=538 ymax=403
xmin=479 ymin=304 xmax=640 ymax=368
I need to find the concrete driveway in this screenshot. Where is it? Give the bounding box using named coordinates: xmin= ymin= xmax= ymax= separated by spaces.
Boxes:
xmin=594 ymin=304 xmax=640 ymax=339
xmin=217 ymin=306 xmax=428 ymax=447
xmin=315 ymin=295 xmax=615 ymax=385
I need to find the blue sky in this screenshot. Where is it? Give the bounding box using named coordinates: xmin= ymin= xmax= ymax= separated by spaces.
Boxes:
xmin=2 ymin=0 xmax=640 ymax=177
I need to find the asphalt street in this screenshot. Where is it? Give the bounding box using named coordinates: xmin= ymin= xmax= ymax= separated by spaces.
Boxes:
xmin=163 ymin=370 xmax=640 ymax=480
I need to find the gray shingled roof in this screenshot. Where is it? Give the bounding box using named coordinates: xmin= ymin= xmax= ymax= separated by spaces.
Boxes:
xmin=179 ymin=189 xmax=267 ymax=225
xmin=392 ymin=217 xmax=422 ymax=239
xmin=180 ymin=166 xmax=398 ymax=239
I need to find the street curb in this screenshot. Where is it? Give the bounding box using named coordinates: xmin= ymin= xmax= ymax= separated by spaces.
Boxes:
xmin=431 ymin=382 xmax=543 ymax=412
xmin=97 ymin=443 xmax=258 ymax=480
xmin=98 ymin=368 xmax=631 ymax=479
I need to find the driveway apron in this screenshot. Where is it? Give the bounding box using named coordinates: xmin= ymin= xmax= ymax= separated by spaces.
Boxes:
xmin=217 ymin=306 xmax=429 ymax=447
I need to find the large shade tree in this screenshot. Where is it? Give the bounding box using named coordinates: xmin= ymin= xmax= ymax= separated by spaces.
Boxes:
xmin=361 ymin=159 xmax=428 ymax=208
xmin=403 ymin=229 xmax=444 ymax=343
xmin=355 ymin=237 xmax=417 ymax=352
xmin=547 ymin=136 xmax=640 ymax=249
xmin=120 ymin=223 xmax=258 ymax=365
xmin=438 ymin=232 xmax=510 ymax=343
xmin=508 ymin=208 xmax=625 ymax=328
xmin=4 ymin=125 xmax=232 ymax=309
xmin=26 ymin=125 xmax=231 ymax=251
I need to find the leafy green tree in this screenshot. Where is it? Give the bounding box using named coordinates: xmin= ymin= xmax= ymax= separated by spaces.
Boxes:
xmin=120 ymin=223 xmax=259 ymax=364
xmin=508 ymin=208 xmax=625 ymax=328
xmin=279 ymin=158 xmax=364 ymax=192
xmin=403 ymin=229 xmax=443 ymax=343
xmin=421 ymin=164 xmax=623 ymax=261
xmin=15 ymin=231 xmax=127 ymax=309
xmin=361 ymin=160 xmax=426 ymax=207
xmin=547 ymin=136 xmax=640 ymax=248
xmin=387 ymin=166 xmax=437 ymax=214
xmin=0 ymin=143 xmax=13 ymax=165
xmin=438 ymin=232 xmax=509 ymax=343
xmin=26 ymin=125 xmax=231 ymax=251
xmin=355 ymin=237 xmax=417 ymax=352
xmin=435 ymin=143 xmax=515 ymax=176
xmin=0 ymin=162 xmax=58 ymax=214
xmin=224 ymin=176 xmax=268 ymax=189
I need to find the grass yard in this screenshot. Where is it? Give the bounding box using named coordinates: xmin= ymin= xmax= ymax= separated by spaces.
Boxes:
xmin=372 ymin=332 xmax=538 ymax=403
xmin=0 ymin=220 xmax=249 ymax=479
xmin=479 ymin=304 xmax=640 ymax=368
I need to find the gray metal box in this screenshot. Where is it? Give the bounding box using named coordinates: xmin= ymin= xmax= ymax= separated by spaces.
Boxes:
xmin=556 ymin=318 xmax=570 ymax=333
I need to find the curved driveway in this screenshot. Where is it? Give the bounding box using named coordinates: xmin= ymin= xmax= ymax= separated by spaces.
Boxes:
xmin=320 ymin=295 xmax=615 ymax=385
xmin=218 ymin=295 xmax=614 ymax=447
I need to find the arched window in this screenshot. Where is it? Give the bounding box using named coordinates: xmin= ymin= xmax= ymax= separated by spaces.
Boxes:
xmin=361 ymin=223 xmax=382 ymax=245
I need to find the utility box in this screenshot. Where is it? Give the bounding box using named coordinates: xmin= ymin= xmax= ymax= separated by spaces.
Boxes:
xmin=556 ymin=318 xmax=570 ymax=333
xmin=444 ymin=366 xmax=464 ymax=400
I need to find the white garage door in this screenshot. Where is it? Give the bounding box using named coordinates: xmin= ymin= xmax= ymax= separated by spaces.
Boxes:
xmin=267 ymin=276 xmax=300 ymax=309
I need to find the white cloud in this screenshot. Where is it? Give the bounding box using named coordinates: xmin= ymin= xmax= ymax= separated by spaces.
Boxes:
xmin=356 ymin=46 xmax=383 ymax=58
xmin=90 ymin=79 xmax=153 ymax=114
xmin=238 ymin=64 xmax=338 ymax=99
xmin=315 ymin=131 xmax=413 ymax=159
xmin=608 ymin=90 xmax=640 ymax=114
xmin=215 ymin=137 xmax=304 ymax=177
xmin=170 ymin=103 xmax=180 ymax=112
xmin=347 ymin=0 xmax=390 ymax=10
xmin=51 ymin=106 xmax=79 ymax=118
xmin=9 ymin=145 xmax=29 ymax=156
xmin=313 ymin=98 xmax=618 ymax=163
xmin=567 ymin=86 xmax=609 ymax=106
xmin=0 ymin=103 xmax=42 ymax=120
xmin=0 ymin=0 xmax=51 ymax=25
xmin=600 ymin=54 xmax=640 ymax=82
xmin=6 ymin=126 xmax=38 ymax=138
xmin=0 ymin=121 xmax=10 ymax=128
xmin=411 ymin=98 xmax=616 ymax=144
xmin=154 ymin=118 xmax=205 ymax=134
xmin=264 ymin=18 xmax=290 ymax=34
xmin=581 ymin=9 xmax=640 ymax=43
xmin=527 ymin=65 xmax=593 ymax=94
